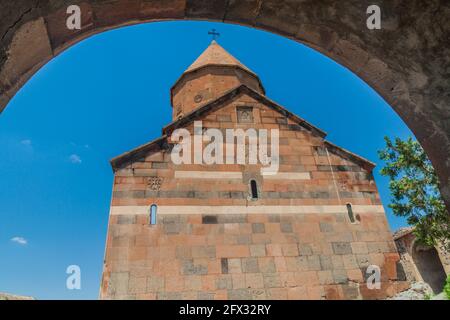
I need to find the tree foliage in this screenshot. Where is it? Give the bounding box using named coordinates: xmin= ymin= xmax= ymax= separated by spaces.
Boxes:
xmin=379 ymin=137 xmax=449 ymax=249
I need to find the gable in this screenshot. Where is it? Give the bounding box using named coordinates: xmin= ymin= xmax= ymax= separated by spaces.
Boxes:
xmin=111 ymin=85 xmax=375 ymax=171
xmin=163 ymin=85 xmax=327 ymax=138
xmin=110 ymin=135 xmax=168 ymax=170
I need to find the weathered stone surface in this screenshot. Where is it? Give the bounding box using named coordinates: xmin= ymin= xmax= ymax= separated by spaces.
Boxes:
xmin=242 ymin=257 xmax=259 ymax=273
xmin=1 ymin=0 xmax=447 ymax=210
xmin=2 ymin=2 xmax=441 ymax=299
xmin=332 ymin=242 xmax=353 ymax=255
xmin=141 ymin=0 xmax=186 ymax=20
xmin=394 ymin=228 xmax=449 ymax=294
xmin=0 ymin=17 xmax=52 ymax=94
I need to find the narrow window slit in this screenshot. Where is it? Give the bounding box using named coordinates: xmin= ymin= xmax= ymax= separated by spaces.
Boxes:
xmin=346 ymin=203 xmax=355 ymax=223
xmin=250 ymin=180 xmax=258 ymax=200
xmin=150 ymin=204 xmax=157 ymax=225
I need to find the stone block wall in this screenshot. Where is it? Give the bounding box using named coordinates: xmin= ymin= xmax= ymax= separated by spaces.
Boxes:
xmin=101 ymin=211 xmax=406 ymax=299
xmin=171 ymin=66 xmax=263 ymax=120
xmin=100 ymin=91 xmax=407 ymax=299
xmin=394 ymin=229 xmax=449 ymax=293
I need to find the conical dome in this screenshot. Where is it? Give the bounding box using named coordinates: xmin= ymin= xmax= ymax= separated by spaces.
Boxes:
xmin=185 ymin=40 xmax=254 ymax=74
xmin=171 ymin=41 xmax=265 ymax=120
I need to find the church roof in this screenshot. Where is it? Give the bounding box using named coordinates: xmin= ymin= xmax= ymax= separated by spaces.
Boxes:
xmin=185 ymin=40 xmax=254 ymax=74
xmin=393 ymin=227 xmax=415 ymax=240
xmin=111 ymin=84 xmax=376 ymax=171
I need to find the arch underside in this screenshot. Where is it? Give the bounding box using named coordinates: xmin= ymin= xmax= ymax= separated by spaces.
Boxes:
xmin=412 ymin=243 xmax=447 ymax=293
xmin=0 ymin=0 xmax=449 ymax=211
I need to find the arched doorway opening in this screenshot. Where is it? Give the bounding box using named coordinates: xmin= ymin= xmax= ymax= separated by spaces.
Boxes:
xmin=412 ymin=242 xmax=447 ymax=293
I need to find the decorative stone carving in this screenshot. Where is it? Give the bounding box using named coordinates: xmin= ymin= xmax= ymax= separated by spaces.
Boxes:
xmin=175 ymin=106 xmax=183 ymax=119
xmin=237 ymin=106 xmax=254 ymax=123
xmin=147 ymin=176 xmax=163 ymax=191
xmin=194 ymin=94 xmax=203 ymax=103
xmin=339 ymin=181 xmax=348 ymax=191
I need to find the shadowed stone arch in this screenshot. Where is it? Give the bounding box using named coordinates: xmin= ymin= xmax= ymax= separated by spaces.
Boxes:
xmin=412 ymin=241 xmax=447 ymax=293
xmin=0 ymin=0 xmax=449 ymax=211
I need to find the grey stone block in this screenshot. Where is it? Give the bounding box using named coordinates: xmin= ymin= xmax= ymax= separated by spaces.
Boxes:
xmin=263 ymin=273 xmax=282 ymax=288
xmin=161 ymin=215 xmax=182 ymax=224
xmin=252 ymin=223 xmax=265 ymax=234
xmin=197 ymin=292 xmax=215 ymax=300
xmin=367 ymin=241 xmax=389 ymax=253
xmin=319 ymin=222 xmax=333 ymax=233
xmin=151 ymin=162 xmax=168 ymax=169
xmin=342 ymin=284 xmax=360 ymax=299
xmin=280 ymin=222 xmax=293 ymax=233
xmin=331 ymin=255 xmax=344 ymax=269
xmin=295 ymin=256 xmax=309 ymax=270
xmin=182 ymin=259 xmax=208 ymax=275
xmin=259 ymin=258 xmax=276 ymax=273
xmin=146 ymin=275 xmax=164 ymax=292
xmin=228 ymin=289 xmax=252 ymax=300
xmin=117 ymin=215 xmax=136 ymax=225
xmin=108 ymin=272 xmax=129 ymax=296
xmin=157 ymin=292 xmax=181 ymax=300
xmin=194 ymin=191 xmax=211 ymax=199
xmin=230 ymin=191 xmax=244 ymax=199
xmin=332 ymin=269 xmax=348 ymax=284
xmin=163 ymin=222 xmax=180 ymax=234
xmin=268 ymin=214 xmax=280 ymax=223
xmin=319 ymin=255 xmax=333 ymax=270
xmin=113 ymin=191 xmax=145 ymax=198
xmin=175 ymin=246 xmax=192 ymax=259
xmin=192 ymin=246 xmax=216 ymax=258
xmin=307 ymin=255 xmax=321 ymax=271
xmin=250 ymin=244 xmax=266 ymax=257
xmin=242 ymin=257 xmax=259 ymax=273
xmin=237 ymin=235 xmax=252 ymax=245
xmin=217 ymin=115 xmax=232 ymax=122
xmin=332 ymin=242 xmax=353 ymax=255
xmin=218 ymin=215 xmax=247 ymax=224
xmin=298 ymin=244 xmax=313 ymax=256
xmin=216 ymin=275 xmax=233 ymax=290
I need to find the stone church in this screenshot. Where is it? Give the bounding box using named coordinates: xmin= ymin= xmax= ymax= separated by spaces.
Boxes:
xmin=100 ymin=41 xmax=408 ymax=300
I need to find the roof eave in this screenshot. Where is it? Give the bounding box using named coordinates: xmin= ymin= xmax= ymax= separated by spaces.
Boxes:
xmin=324 ymin=140 xmax=376 ymax=170
xmin=110 ymin=135 xmax=168 ymax=171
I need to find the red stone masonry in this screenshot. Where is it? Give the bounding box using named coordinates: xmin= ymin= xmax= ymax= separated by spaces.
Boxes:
xmin=99 ymin=41 xmax=408 ymax=300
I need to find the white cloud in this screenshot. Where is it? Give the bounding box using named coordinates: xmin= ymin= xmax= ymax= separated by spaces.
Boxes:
xmin=69 ymin=154 xmax=82 ymax=164
xmin=20 ymin=139 xmax=32 ymax=146
xmin=11 ymin=236 xmax=27 ymax=245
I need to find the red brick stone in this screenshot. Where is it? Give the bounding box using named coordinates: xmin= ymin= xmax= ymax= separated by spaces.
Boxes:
xmin=216 ymin=245 xmax=249 ymax=258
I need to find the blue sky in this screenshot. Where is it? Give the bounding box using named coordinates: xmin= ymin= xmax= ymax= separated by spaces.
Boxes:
xmin=0 ymin=21 xmax=415 ymax=299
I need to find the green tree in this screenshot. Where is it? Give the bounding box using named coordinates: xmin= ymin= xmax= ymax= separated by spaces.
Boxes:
xmin=444 ymin=275 xmax=450 ymax=299
xmin=378 ymin=137 xmax=449 ymax=249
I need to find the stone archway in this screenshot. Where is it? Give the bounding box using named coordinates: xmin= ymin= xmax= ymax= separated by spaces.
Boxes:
xmin=412 ymin=242 xmax=447 ymax=293
xmin=0 ymin=1 xmax=449 ymax=211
